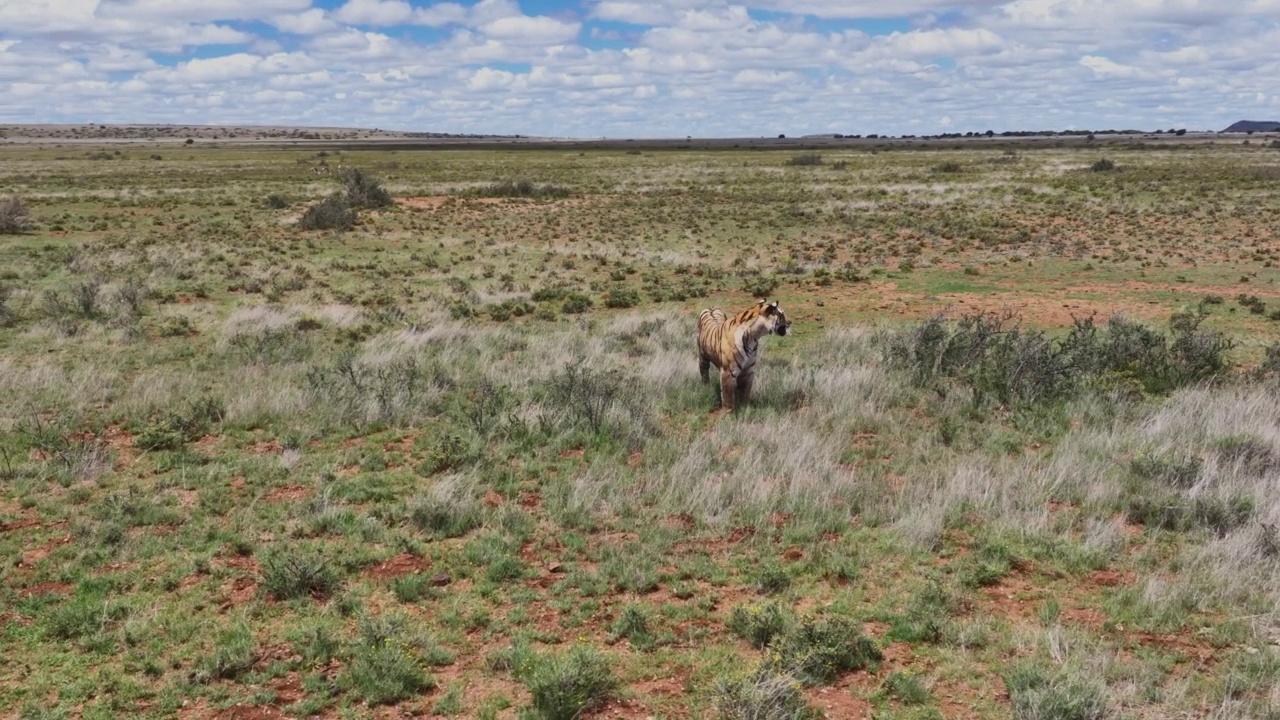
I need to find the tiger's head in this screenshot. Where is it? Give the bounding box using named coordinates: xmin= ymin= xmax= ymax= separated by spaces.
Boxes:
xmin=760 ymin=299 xmax=790 ymax=337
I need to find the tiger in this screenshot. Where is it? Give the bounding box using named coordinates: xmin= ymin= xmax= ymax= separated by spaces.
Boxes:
xmin=697 ymin=299 xmax=791 ymax=412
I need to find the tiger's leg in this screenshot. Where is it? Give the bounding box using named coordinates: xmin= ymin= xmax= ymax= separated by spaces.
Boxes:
xmin=737 ymin=372 xmax=754 ymax=408
xmin=699 ymin=353 xmax=711 ymax=383
xmin=719 ymin=369 xmax=737 ymax=412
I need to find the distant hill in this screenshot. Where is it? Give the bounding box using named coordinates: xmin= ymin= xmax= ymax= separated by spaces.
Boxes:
xmin=1222 ymin=120 xmax=1280 ymax=133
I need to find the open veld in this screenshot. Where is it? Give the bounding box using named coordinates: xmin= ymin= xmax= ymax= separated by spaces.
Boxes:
xmin=2 ymin=134 xmax=1280 ymax=719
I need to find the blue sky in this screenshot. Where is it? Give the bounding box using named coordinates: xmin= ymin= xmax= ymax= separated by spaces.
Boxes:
xmin=1 ymin=0 xmax=1278 ymax=137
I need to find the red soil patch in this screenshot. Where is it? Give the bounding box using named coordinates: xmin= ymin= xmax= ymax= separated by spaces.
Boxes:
xmin=559 ymin=447 xmax=586 ymax=460
xmin=218 ymin=554 xmax=263 ymax=573
xmin=519 ymin=491 xmax=542 ymax=508
xmin=230 ymin=476 xmax=247 ymax=490
xmin=1060 ymin=606 xmax=1107 ymax=631
xmin=365 ymin=552 xmax=433 ymax=580
xmin=247 ymin=439 xmax=283 ymax=455
xmin=19 ymin=581 xmax=73 ymax=597
xmin=663 ymin=513 xmax=696 ymax=531
xmin=803 ymin=685 xmax=874 ymax=719
xmin=1086 ymin=569 xmax=1134 ymax=588
xmin=220 ymin=576 xmax=259 ymax=611
xmin=264 ymin=485 xmax=312 ymax=502
xmin=20 ymin=534 xmax=73 ymax=567
xmin=483 ymin=489 xmax=505 ymax=507
xmin=0 ymin=517 xmax=40 ymax=533
xmin=980 ymin=572 xmax=1049 ymax=623
xmin=192 ymin=434 xmax=220 ymax=452
xmin=102 ymin=425 xmax=136 ymax=469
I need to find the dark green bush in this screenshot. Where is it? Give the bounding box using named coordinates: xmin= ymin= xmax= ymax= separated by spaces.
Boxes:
xmin=258 ymin=543 xmax=341 ymax=600
xmin=340 ymin=168 xmax=394 ymax=209
xmin=298 ymin=194 xmax=356 ymax=231
xmin=519 ymin=645 xmax=618 ymax=720
xmin=0 ymin=196 xmax=32 ymax=234
xmin=713 ymin=664 xmax=819 ymax=720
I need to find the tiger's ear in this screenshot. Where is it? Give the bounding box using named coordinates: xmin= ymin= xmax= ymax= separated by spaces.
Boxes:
xmin=764 ymin=301 xmax=779 ymax=316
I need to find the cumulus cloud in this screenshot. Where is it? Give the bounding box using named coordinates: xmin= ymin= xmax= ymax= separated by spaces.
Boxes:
xmin=0 ymin=0 xmax=1276 ymax=136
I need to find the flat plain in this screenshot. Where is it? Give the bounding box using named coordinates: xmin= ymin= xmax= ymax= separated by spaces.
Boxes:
xmin=2 ymin=131 xmax=1280 ymax=719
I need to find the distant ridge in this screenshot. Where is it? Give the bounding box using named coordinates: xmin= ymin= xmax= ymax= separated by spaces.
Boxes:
xmin=1222 ymin=120 xmax=1280 ymax=133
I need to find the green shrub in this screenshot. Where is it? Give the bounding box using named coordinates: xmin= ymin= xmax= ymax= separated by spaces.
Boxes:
xmin=470 ymin=180 xmax=572 ymax=199
xmin=1004 ymin=662 xmax=1106 ymax=720
xmin=340 ymin=638 xmax=435 ymax=705
xmin=881 ymin=311 xmax=1234 ymax=406
xmin=340 ymin=168 xmax=394 ymax=209
xmin=603 ymin=284 xmax=641 ymax=309
xmin=1129 ymin=452 xmax=1201 ymax=488
xmin=881 ymin=671 xmax=932 ymax=705
xmin=561 ymin=293 xmax=593 ymax=314
xmin=258 ymin=543 xmax=341 ymax=600
xmin=766 ymin=614 xmax=882 ymax=686
xmin=608 ymin=604 xmax=654 ymax=650
xmin=134 ymin=422 xmax=186 ymax=451
xmin=0 ymin=196 xmax=31 ymax=234
xmin=193 ymin=624 xmax=256 ymax=683
xmin=264 ymin=194 xmax=291 ymax=209
xmin=728 ymin=602 xmax=793 ymax=649
xmin=298 ymin=194 xmax=356 ymax=231
xmin=1089 ymin=158 xmax=1115 ymax=172
xmin=519 ymin=644 xmax=618 ymax=720
xmin=713 ymin=664 xmax=819 ymax=720
xmin=785 ymin=154 xmax=823 ymax=167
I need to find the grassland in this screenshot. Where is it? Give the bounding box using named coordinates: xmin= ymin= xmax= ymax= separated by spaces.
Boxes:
xmin=2 ymin=138 xmax=1280 ymax=719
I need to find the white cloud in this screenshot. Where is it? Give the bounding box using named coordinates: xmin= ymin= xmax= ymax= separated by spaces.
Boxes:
xmin=1079 ymin=54 xmax=1145 ymax=78
xmin=97 ymin=0 xmax=311 ymax=22
xmin=333 ymin=0 xmax=413 ymax=26
xmin=0 ymin=0 xmax=1277 ymax=136
xmin=480 ymin=16 xmax=582 ymax=44
xmin=270 ymin=9 xmax=340 ymax=35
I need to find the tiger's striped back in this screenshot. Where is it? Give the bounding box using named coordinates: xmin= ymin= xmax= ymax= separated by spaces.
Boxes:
xmin=697 ymin=300 xmax=790 ymax=411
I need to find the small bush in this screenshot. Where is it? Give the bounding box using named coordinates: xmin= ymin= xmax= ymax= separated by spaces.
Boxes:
xmin=1237 ymin=293 xmax=1267 ymax=314
xmin=258 ymin=543 xmax=341 ymax=600
xmin=561 ymin=293 xmax=593 ymax=315
xmin=603 ymin=284 xmax=641 ymax=309
xmin=340 ymin=168 xmax=394 ymax=209
xmin=134 ymin=422 xmax=187 ymax=451
xmin=1089 ymin=158 xmax=1116 ymax=172
xmin=0 ymin=196 xmax=32 ymax=234
xmin=740 ymin=272 xmax=779 ymax=297
xmin=1004 ymin=662 xmax=1106 ymax=720
xmin=193 ymin=624 xmax=256 ymax=683
xmin=341 ymin=633 xmax=436 ymax=705
xmin=713 ymin=664 xmax=819 ymax=720
xmin=932 ymin=161 xmax=963 ymax=174
xmin=44 ymin=592 xmax=129 ymax=640
xmin=471 ymin=180 xmax=572 ymax=199
xmin=406 ymin=487 xmax=481 ymax=539
xmin=298 ymin=194 xmax=356 ymax=231
xmin=264 ymin=194 xmax=291 ymax=209
xmin=728 ymin=602 xmax=793 ymax=649
xmin=785 ymin=154 xmax=823 ymax=166
xmin=766 ymin=614 xmax=882 ymax=686
xmin=540 ymin=361 xmax=641 ymax=435
xmin=1129 ymin=452 xmax=1201 ymax=488
xmin=1214 ymin=434 xmax=1280 ymax=475
xmin=881 ymin=671 xmax=931 ymax=705
xmin=609 ymin=604 xmax=654 ymax=649
xmin=519 ymin=644 xmax=618 ymax=720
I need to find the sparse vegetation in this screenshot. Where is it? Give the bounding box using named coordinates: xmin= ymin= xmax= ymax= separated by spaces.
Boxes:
xmin=2 ymin=139 xmax=1279 ymax=718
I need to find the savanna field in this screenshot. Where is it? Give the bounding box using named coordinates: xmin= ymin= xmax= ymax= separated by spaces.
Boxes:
xmin=2 ymin=136 xmax=1280 ymax=719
